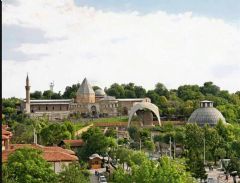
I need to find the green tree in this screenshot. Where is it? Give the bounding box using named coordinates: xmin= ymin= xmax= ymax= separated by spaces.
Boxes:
xmin=6 ymin=148 xmax=57 ymax=183
xmin=62 ymin=83 xmax=80 ymax=99
xmin=134 ymin=86 xmax=146 ymax=98
xmin=58 ymin=162 xmax=90 ymax=183
xmin=200 ymin=82 xmax=220 ymax=96
xmin=154 ymin=83 xmax=170 ymax=98
xmin=42 ymin=90 xmax=54 ymax=99
xmin=214 ymin=148 xmax=226 ymax=160
xmin=79 ymin=127 xmax=117 ymax=160
xmin=105 ymin=128 xmax=117 ymax=138
xmin=40 ymin=123 xmax=72 ymax=145
xmin=30 ymin=91 xmax=42 ymax=99
xmin=113 ymin=155 xmax=196 ymax=183
xmin=106 ymin=83 xmax=125 ymax=98
xmin=177 ymin=85 xmax=204 ymax=101
xmin=187 ymin=158 xmax=207 ymax=182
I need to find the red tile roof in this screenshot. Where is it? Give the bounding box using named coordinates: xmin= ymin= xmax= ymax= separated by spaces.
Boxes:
xmin=2 ymin=129 xmax=12 ymax=136
xmin=3 ymin=144 xmax=78 ymax=163
xmin=2 ymin=135 xmax=10 ymax=140
xmin=43 ymin=151 xmax=78 ymax=162
xmin=62 ymin=139 xmax=84 ymax=147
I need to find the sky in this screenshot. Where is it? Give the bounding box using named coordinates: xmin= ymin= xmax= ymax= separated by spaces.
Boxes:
xmin=2 ymin=0 xmax=240 ymax=98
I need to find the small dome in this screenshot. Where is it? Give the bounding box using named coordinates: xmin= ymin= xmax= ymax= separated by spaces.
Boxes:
xmin=100 ymin=96 xmax=116 ymax=101
xmin=188 ymin=101 xmax=226 ymax=126
xmin=95 ymin=89 xmax=106 ymax=96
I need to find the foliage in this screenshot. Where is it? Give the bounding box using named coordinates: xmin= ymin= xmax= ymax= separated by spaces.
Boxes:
xmin=79 ymin=127 xmax=117 ymax=160
xmin=58 ymin=162 xmax=90 ymax=183
xmin=112 ymin=153 xmax=196 ymax=183
xmin=40 ymin=122 xmax=73 ymax=145
xmin=105 ymin=128 xmax=117 ymax=138
xmin=5 ymin=148 xmax=57 ymax=183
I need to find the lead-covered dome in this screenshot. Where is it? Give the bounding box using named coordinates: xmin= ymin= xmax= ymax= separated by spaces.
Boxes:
xmin=95 ymin=89 xmax=106 ymax=96
xmin=188 ymin=100 xmax=226 ymax=126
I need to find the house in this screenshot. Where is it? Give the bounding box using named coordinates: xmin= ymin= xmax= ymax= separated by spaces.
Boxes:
xmin=89 ymin=153 xmax=103 ymax=169
xmin=58 ymin=139 xmax=84 ymax=152
xmin=2 ymin=144 xmax=79 ymax=173
xmin=2 ymin=126 xmax=79 ymax=173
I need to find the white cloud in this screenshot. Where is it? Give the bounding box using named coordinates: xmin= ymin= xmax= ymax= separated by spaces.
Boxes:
xmin=2 ymin=0 xmax=240 ymax=98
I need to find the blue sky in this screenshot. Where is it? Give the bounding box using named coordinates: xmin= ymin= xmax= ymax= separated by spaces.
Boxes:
xmin=75 ymin=0 xmax=240 ymax=21
xmin=2 ymin=0 xmax=240 ymax=97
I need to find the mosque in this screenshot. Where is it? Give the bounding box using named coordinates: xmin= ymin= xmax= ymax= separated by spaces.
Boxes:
xmin=21 ymin=75 xmax=153 ymax=121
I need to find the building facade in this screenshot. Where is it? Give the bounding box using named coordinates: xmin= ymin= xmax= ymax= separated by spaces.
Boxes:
xmin=21 ymin=76 xmax=151 ymax=120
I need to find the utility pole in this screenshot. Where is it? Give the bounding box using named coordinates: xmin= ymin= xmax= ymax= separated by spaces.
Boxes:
xmin=203 ymin=137 xmax=206 ymax=165
xmin=169 ymin=137 xmax=172 ymax=158
xmin=33 ymin=128 xmax=37 ymax=144
xmin=173 ymin=138 xmax=176 ymax=159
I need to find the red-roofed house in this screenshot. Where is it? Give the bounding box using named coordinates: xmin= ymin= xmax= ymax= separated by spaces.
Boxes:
xmin=58 ymin=139 xmax=84 ymax=152
xmin=2 ymin=125 xmax=12 ymax=151
xmin=2 ymin=126 xmax=79 ymax=173
xmin=2 ymin=144 xmax=79 ymax=173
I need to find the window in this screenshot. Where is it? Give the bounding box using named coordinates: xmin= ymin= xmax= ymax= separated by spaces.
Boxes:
xmin=38 ymin=106 xmax=40 ymax=110
xmin=46 ymin=106 xmax=48 ymax=110
xmin=60 ymin=106 xmax=62 ymax=110
xmin=52 ymin=106 xmax=54 ymax=110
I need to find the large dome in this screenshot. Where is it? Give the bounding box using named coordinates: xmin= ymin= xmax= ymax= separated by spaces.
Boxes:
xmin=188 ymin=101 xmax=226 ymax=126
xmin=95 ymin=89 xmax=106 ymax=96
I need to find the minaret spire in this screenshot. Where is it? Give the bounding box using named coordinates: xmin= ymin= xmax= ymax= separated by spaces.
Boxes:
xmin=25 ymin=73 xmax=31 ymax=113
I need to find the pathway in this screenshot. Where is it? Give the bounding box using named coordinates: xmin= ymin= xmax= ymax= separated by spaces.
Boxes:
xmin=75 ymin=123 xmax=93 ymax=136
xmin=89 ymin=168 xmax=106 ymax=183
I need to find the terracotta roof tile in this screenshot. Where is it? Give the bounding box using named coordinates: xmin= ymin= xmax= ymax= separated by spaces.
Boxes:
xmin=2 ymin=135 xmax=10 ymax=140
xmin=3 ymin=144 xmax=78 ymax=162
xmin=2 ymin=129 xmax=12 ymax=136
xmin=43 ymin=151 xmax=78 ymax=162
xmin=62 ymin=139 xmax=84 ymax=147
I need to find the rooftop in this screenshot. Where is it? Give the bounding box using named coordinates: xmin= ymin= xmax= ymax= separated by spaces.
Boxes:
xmin=2 ymin=144 xmax=78 ymax=163
xmin=60 ymin=139 xmax=84 ymax=147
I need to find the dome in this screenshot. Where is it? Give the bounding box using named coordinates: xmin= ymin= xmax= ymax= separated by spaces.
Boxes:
xmin=100 ymin=96 xmax=116 ymax=101
xmin=77 ymin=78 xmax=95 ymax=95
xmin=95 ymin=89 xmax=106 ymax=96
xmin=188 ymin=101 xmax=226 ymax=126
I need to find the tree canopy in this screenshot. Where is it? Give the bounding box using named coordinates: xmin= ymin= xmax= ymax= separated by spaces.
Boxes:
xmin=4 ymin=148 xmax=57 ymax=183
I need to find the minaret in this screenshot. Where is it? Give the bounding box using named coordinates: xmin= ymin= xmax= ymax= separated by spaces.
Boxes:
xmin=25 ymin=74 xmax=31 ymax=113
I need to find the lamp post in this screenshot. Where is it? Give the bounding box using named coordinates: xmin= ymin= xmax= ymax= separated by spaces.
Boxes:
xmin=203 ymin=137 xmax=206 ymax=165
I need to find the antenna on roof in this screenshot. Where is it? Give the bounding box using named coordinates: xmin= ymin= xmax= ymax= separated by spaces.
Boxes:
xmin=50 ymin=81 xmax=54 ymax=92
